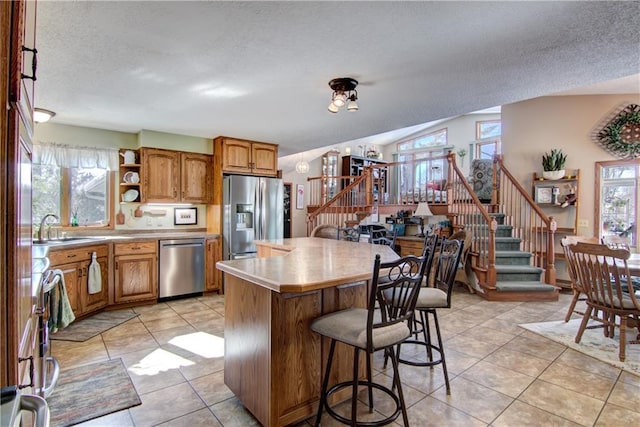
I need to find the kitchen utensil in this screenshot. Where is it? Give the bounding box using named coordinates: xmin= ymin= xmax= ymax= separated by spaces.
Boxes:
xmin=122 ymin=189 xmax=139 ymax=202
xmin=116 ymin=208 xmax=125 ymax=224
xmin=134 ymin=206 xmax=143 ymax=217
xmin=122 ymin=171 xmax=139 ymax=183
xmin=120 ymin=150 xmax=136 ymax=164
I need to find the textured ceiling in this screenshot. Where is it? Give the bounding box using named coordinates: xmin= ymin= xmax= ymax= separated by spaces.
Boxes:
xmin=35 ymin=1 xmax=640 ymax=157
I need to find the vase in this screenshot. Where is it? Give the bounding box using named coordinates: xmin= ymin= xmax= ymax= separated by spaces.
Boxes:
xmin=542 ymin=170 xmax=565 ymax=180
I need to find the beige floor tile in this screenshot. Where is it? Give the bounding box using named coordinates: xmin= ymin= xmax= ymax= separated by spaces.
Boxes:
xmin=180 ymin=309 xmax=223 ymax=325
xmin=445 ymin=335 xmax=502 ymax=359
xmin=136 ymin=307 xmax=179 ymax=323
xmin=606 ymin=378 xmax=640 ymax=413
xmin=167 ymin=299 xmax=211 ymax=314
xmin=460 ymin=360 xmax=535 ymax=398
xmin=354 ymin=371 xmax=427 ymax=417
xmin=150 ymin=324 xmax=198 ymax=345
xmin=435 ymin=347 xmax=480 ymax=376
xmin=459 ymin=324 xmax=516 ymax=346
xmin=393 ymin=362 xmax=448 ymax=394
xmin=595 ymin=403 xmax=640 ymax=425
xmin=156 ymin=408 xmax=223 ymax=426
xmin=190 ymin=371 xmax=235 ymax=406
xmin=100 ymin=317 xmax=146 ymax=339
xmin=619 ymin=371 xmax=640 ymax=387
xmin=315 ymin=398 xmax=395 ymax=426
xmin=103 ymin=332 xmax=158 ymax=358
xmin=165 ymin=344 xmax=226 ymax=381
xmin=75 ymin=409 xmax=135 ymax=426
xmin=555 ymin=348 xmax=622 ymax=380
xmin=502 ymin=334 xmax=566 ymax=361
xmin=431 ymin=376 xmax=513 ymax=423
xmin=118 ymin=347 xmax=187 ymax=395
xmin=405 ymin=396 xmax=487 ymax=426
xmin=209 ymin=397 xmax=261 ymax=427
xmin=129 ymin=382 xmax=206 ymax=426
xmin=480 ymin=317 xmax=528 ymax=336
xmin=492 ymin=400 xmax=581 ymax=427
xmin=51 ymin=335 xmax=109 ymax=369
xmin=483 ymin=348 xmax=552 ymax=377
xmin=142 ymin=314 xmax=191 ymax=332
xmin=519 ymin=379 xmax=605 ymax=426
xmin=539 ymin=362 xmax=616 ymax=400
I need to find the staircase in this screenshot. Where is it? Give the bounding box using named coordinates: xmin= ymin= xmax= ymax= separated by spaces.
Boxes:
xmin=306 ymin=152 xmax=560 ymax=302
xmin=472 ymin=212 xmax=558 ymax=301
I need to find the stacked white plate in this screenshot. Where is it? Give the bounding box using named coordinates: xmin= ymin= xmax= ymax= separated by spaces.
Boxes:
xmin=123 ymin=171 xmax=140 ymax=183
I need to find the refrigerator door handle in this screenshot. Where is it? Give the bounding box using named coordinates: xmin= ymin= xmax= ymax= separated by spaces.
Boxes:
xmin=254 ymin=180 xmax=261 ymax=240
xmin=260 ymin=180 xmax=266 ymax=239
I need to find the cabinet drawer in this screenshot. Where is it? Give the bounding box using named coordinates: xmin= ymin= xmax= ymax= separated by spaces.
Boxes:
xmin=114 ymin=241 xmax=157 ymax=255
xmin=49 ymin=245 xmax=108 ymax=265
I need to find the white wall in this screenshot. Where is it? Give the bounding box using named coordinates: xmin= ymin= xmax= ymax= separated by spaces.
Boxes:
xmin=502 ymin=94 xmax=640 ymax=237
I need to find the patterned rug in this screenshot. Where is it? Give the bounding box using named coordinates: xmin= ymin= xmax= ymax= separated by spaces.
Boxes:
xmin=47 ymin=358 xmax=141 ymax=426
xmin=51 ymin=309 xmax=138 ymax=342
xmin=520 ymin=319 xmax=640 ymax=376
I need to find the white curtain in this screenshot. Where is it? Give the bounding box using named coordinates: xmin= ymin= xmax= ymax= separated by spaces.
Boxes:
xmin=33 ymin=142 xmax=119 ymax=170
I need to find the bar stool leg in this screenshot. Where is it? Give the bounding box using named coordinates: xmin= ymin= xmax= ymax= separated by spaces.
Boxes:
xmin=352 ymin=348 xmax=360 ymax=426
xmin=432 ymin=311 xmax=450 ymax=394
xmin=366 ymin=350 xmax=374 ymax=412
xmin=388 ymin=344 xmax=410 ymax=427
xmin=315 ymin=339 xmax=337 ymax=427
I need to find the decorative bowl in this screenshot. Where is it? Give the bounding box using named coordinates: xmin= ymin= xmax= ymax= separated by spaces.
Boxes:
xmin=122 ymin=189 xmax=139 ymax=202
xmin=123 ymin=171 xmax=140 ymax=183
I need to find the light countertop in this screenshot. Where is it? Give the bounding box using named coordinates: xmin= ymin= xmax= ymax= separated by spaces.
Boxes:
xmin=216 ymin=237 xmax=399 ymax=293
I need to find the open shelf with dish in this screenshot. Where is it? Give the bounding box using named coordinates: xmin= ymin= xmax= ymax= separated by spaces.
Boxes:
xmin=119 ymin=149 xmax=141 ymax=202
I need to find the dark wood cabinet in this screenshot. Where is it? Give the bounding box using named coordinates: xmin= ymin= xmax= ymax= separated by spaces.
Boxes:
xmin=114 ymin=241 xmax=158 ymax=304
xmin=205 ymin=237 xmax=222 ymax=292
xmin=342 ymin=155 xmax=388 ymax=202
xmin=214 ymin=137 xmax=278 ymax=176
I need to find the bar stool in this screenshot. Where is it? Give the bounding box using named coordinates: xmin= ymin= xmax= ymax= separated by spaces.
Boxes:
xmin=397 ymin=238 xmax=463 ymax=394
xmin=311 ymin=253 xmax=429 ymax=427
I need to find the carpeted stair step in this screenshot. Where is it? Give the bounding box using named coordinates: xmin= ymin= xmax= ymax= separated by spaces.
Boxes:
xmin=495 ymin=264 xmax=543 ymax=281
xmin=472 ymin=223 xmax=514 ymax=238
xmin=495 ymin=281 xmax=557 ymax=293
xmin=466 ymin=212 xmax=506 ymax=225
xmin=489 ymin=213 xmax=506 ymax=225
xmin=495 ymin=250 xmax=532 ymax=266
xmin=494 ymin=237 xmax=522 ymax=251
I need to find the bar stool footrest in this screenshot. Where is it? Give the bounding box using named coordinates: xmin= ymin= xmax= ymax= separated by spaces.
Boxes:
xmin=323 ymin=379 xmax=401 ymax=427
xmin=398 ymin=339 xmax=444 ymax=367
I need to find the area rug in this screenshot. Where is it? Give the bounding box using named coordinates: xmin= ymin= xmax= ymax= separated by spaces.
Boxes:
xmin=51 ymin=309 xmax=138 ymax=342
xmin=520 ymin=319 xmax=640 ymax=376
xmin=47 ymin=358 xmax=141 ymax=426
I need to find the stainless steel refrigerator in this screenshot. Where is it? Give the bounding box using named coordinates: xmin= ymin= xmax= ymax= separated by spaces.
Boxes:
xmin=223 ymin=175 xmax=284 ymax=260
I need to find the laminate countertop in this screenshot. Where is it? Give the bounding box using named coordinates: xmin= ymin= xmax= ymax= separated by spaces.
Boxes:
xmin=216 ymin=237 xmax=399 ymax=293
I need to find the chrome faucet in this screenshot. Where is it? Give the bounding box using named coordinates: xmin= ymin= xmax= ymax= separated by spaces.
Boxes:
xmin=38 ymin=213 xmax=59 ymax=242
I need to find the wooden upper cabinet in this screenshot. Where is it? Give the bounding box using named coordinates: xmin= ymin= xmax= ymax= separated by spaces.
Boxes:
xmin=181 ymin=152 xmax=212 ymax=203
xmin=216 ymin=137 xmax=278 ymax=176
xmin=251 ymin=142 xmax=278 ymax=176
xmin=140 ymin=148 xmax=212 ymax=203
xmin=141 ymin=148 xmax=180 ymax=203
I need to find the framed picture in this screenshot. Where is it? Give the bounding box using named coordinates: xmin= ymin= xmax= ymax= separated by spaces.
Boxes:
xmin=174 ymin=207 xmax=197 ymax=225
xmin=535 ymin=187 xmax=553 ymax=204
xmin=296 ymin=184 xmax=305 ymax=210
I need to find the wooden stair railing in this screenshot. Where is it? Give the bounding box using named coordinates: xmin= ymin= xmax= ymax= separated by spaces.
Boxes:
xmin=494 ymin=155 xmax=557 ymax=284
xmin=306 ymin=171 xmax=371 ymax=236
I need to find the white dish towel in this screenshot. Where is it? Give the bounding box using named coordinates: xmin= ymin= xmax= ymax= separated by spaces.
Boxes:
xmin=88 ymin=251 xmax=102 ymax=294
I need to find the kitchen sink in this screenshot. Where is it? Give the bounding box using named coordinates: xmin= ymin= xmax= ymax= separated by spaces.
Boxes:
xmin=33 ymin=237 xmax=105 ymax=245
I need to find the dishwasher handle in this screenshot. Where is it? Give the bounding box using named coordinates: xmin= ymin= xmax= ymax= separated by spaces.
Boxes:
xmin=161 ymin=242 xmax=204 ymax=249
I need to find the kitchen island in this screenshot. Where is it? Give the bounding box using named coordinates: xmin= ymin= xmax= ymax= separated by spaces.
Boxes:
xmin=216 ymin=237 xmax=398 ymax=427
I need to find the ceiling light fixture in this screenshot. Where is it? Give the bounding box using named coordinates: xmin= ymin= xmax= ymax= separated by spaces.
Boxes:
xmin=327 ymin=77 xmax=358 ymax=113
xmin=33 ymin=108 xmax=56 ymax=123
xmin=295 ymin=153 xmax=309 ymax=174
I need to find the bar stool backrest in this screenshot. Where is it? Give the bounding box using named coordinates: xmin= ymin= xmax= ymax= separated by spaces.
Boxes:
xmin=432 ymin=239 xmax=464 ymax=306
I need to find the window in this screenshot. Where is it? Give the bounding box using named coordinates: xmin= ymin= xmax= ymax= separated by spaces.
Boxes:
xmin=32 ymin=165 xmax=114 ymax=228
xmin=596 ymin=159 xmax=639 ymax=249
xmin=396 ymin=128 xmax=449 ymax=197
xmin=474 ymin=120 xmax=502 ymax=160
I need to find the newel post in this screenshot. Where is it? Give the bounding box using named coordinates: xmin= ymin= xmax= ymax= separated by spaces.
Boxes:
xmin=546 ymin=217 xmax=557 ymax=285
xmin=486 ymin=218 xmax=498 ymax=287
xmin=364 ymin=168 xmax=373 ymax=206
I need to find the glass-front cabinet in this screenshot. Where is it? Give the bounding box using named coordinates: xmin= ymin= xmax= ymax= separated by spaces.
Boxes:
xmin=321 ymin=150 xmax=340 ymax=203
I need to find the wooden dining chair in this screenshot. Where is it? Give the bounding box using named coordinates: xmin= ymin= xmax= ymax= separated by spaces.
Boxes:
xmin=561 ymin=236 xmax=599 ymax=323
xmin=569 ymin=242 xmax=640 ymax=362
xmin=602 ymin=234 xmax=631 ymax=251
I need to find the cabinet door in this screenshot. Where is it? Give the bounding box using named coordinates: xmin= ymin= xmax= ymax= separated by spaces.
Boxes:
xmin=114 ymin=253 xmax=157 ymax=303
xmin=252 ymin=142 xmax=278 ymax=176
xmin=142 ymin=148 xmax=180 ymax=202
xmin=222 ymin=139 xmax=252 ymax=174
xmin=205 ymin=238 xmax=222 ymax=292
xmin=51 ymin=262 xmax=81 ymax=316
xmin=79 ymin=256 xmax=109 ymax=315
xmin=181 ymin=152 xmax=212 ymax=203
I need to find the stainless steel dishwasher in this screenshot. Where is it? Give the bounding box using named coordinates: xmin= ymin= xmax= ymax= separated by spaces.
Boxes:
xmin=159 ymin=238 xmax=205 ymax=298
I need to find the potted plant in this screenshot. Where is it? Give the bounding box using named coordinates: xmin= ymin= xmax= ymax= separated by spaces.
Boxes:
xmin=541 ymin=149 xmax=567 ymax=179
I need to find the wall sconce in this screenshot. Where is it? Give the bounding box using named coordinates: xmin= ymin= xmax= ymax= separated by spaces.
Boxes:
xmin=34 ymin=108 xmax=56 ymax=123
xmin=327 ymin=77 xmax=358 ymax=113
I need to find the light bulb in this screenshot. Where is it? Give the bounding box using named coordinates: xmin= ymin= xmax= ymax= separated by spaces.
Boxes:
xmin=327 ymin=102 xmax=339 ymax=113
xmin=333 ymin=93 xmax=347 ymax=107
xmin=347 ymin=99 xmax=358 ymax=111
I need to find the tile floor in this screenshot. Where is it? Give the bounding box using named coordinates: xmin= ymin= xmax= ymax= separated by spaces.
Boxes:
xmin=51 ymin=289 xmax=640 ymax=427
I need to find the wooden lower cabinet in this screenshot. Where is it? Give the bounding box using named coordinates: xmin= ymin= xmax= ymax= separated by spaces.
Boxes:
xmin=205 ymin=237 xmax=222 ymax=292
xmin=49 ymin=244 xmax=109 ymax=318
xmin=114 ymin=241 xmax=158 ymax=303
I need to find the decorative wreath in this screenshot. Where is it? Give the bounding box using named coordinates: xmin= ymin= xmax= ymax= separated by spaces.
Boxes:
xmin=593 ymin=103 xmax=640 ymax=159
